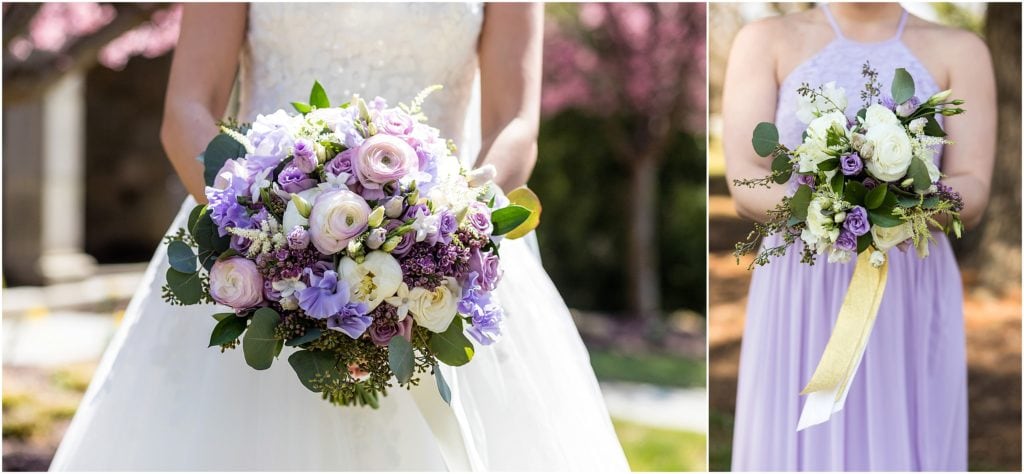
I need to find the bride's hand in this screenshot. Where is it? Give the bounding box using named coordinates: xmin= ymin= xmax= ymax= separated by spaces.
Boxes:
xmin=160 ymin=3 xmax=248 ymax=204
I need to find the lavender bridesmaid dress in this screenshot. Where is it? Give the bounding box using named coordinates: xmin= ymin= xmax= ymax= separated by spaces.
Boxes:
xmin=731 ymin=6 xmax=967 ymax=471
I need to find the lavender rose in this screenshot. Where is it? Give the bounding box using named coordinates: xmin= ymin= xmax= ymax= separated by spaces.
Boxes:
xmin=840 ymin=153 xmax=863 ymax=176
xmin=277 ymin=165 xmax=317 ymax=194
xmin=466 ymin=202 xmax=493 ymax=235
xmin=292 ymin=138 xmax=318 ymax=173
xmin=834 ymin=230 xmax=858 ymax=252
xmin=354 ymin=134 xmax=419 ymax=190
xmin=209 ymin=257 xmax=264 ymax=309
xmin=308 ymin=190 xmax=371 ymax=254
xmin=843 ymin=205 xmax=870 ymax=236
xmin=794 ymin=173 xmax=816 ymax=189
xmin=325 ymin=149 xmax=355 ymax=178
xmin=469 ymin=249 xmax=501 ymax=292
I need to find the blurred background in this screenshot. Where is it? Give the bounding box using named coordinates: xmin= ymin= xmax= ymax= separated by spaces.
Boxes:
xmin=1 ymin=3 xmax=708 ymax=471
xmin=707 ymin=3 xmax=1021 ymax=471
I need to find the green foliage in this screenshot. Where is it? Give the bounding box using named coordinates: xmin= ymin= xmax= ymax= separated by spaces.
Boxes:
xmin=288 ymin=349 xmax=344 ymax=393
xmin=209 ymin=314 xmax=247 ymax=347
xmin=309 ymin=80 xmax=331 ymax=109
xmin=908 ymin=157 xmax=932 ymax=193
xmin=751 ymin=122 xmax=779 ymax=157
xmin=865 ymin=184 xmax=887 ymax=209
xmin=243 ymin=308 xmax=282 ymax=370
xmin=789 ymin=185 xmax=812 ymax=221
xmin=433 ymin=364 xmax=452 ymax=405
xmin=202 ymin=133 xmax=248 ymax=187
xmin=166 ymin=267 xmax=202 ymax=305
xmin=427 ymin=318 xmax=475 ymax=366
xmin=532 ymin=110 xmax=706 ymax=315
xmin=490 ymin=205 xmax=531 ymax=236
xmin=387 ymin=336 xmax=415 ymax=384
xmin=167 ymin=240 xmax=197 ymax=273
xmin=891 ymin=67 xmax=916 ymax=104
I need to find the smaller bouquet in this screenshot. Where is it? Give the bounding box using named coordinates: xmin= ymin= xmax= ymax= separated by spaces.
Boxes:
xmin=161 ymin=82 xmax=540 ymax=408
xmin=736 ymin=63 xmax=965 ymax=269
xmin=734 ymin=63 xmax=966 ymax=430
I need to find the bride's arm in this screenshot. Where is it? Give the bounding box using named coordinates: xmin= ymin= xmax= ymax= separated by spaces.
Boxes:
xmin=476 ymin=3 xmax=543 ymax=191
xmin=722 ymin=20 xmax=789 ymax=223
xmin=160 ymin=4 xmax=248 ymax=203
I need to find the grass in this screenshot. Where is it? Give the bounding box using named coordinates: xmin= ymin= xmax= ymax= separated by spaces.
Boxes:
xmin=614 ymin=418 xmax=707 ymax=471
xmin=708 ymin=409 xmax=734 ymax=472
xmin=590 ymin=349 xmax=706 ymax=388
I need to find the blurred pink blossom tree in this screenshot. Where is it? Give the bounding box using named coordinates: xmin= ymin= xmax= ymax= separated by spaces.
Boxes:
xmin=543 ymin=3 xmax=706 ymax=327
xmin=3 ymin=3 xmax=181 ymax=103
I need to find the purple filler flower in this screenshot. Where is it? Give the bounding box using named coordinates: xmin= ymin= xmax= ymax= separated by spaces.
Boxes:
xmin=843 ymin=206 xmax=870 ymax=236
xmin=834 ymin=230 xmax=858 ymax=252
xmin=326 ymin=303 xmax=372 ymax=339
xmin=297 ymin=270 xmax=351 ymax=319
xmin=277 ymin=165 xmax=317 ymax=194
xmin=840 ymin=153 xmax=863 ymax=176
xmin=292 ymin=138 xmax=318 ymax=173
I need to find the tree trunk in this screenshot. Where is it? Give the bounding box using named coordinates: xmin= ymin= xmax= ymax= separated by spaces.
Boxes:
xmin=966 ymin=4 xmax=1022 ymax=294
xmin=628 ymin=152 xmax=662 ymax=330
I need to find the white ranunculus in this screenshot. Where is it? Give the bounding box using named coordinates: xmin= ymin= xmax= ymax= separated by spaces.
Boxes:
xmin=863 ymin=123 xmax=913 ymax=182
xmin=338 ymin=251 xmax=402 ymax=311
xmin=408 ymin=278 xmax=461 ymax=333
xmin=805 ymin=196 xmax=835 ymax=241
xmin=796 ymin=111 xmax=849 ymax=173
xmin=283 ymin=188 xmax=323 ymax=231
xmin=863 ymin=104 xmax=901 ymax=127
xmin=796 ymin=81 xmax=848 ymax=124
xmin=870 ymin=223 xmax=914 ymax=251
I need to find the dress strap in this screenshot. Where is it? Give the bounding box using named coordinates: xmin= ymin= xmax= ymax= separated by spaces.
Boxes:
xmin=894 ymin=8 xmax=909 ymax=39
xmin=821 ymin=4 xmax=845 ymax=40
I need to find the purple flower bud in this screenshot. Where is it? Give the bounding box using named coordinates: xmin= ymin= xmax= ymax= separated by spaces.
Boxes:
xmin=367 ymin=227 xmax=387 ymax=250
xmin=840 ymin=153 xmax=863 ymax=176
xmin=843 ymin=206 xmax=870 ymax=236
xmin=287 ymin=226 xmax=310 ymax=250
xmin=895 ymin=96 xmax=920 ymax=118
xmin=383 ymin=196 xmax=405 ymax=218
xmin=862 ymin=178 xmax=879 ymax=190
xmin=292 ymin=138 xmax=318 ymax=173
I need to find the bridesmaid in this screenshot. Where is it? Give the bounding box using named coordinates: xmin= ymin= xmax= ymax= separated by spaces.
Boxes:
xmin=723 ymin=3 xmax=995 ymax=471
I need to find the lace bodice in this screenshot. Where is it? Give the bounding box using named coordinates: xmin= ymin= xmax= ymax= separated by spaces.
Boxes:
xmin=775 ymin=5 xmax=943 ymax=165
xmin=238 ymin=3 xmax=484 ymax=164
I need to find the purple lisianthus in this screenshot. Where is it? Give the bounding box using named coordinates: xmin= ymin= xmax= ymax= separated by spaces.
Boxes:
xmin=862 ymin=177 xmax=879 ymax=190
xmin=277 ymin=165 xmax=317 ymax=194
xmin=794 ymin=173 xmax=816 ymax=189
xmin=466 ymin=301 xmax=503 ymax=346
xmin=287 ymin=226 xmax=310 ymax=250
xmin=843 ymin=205 xmax=870 ymax=236
xmin=297 ymin=270 xmax=351 ymax=319
xmin=895 ymin=96 xmax=920 ymax=118
xmin=468 ymin=249 xmax=501 ymax=292
xmin=292 ymin=138 xmax=318 ymax=173
xmin=437 ymin=210 xmax=457 ymax=244
xmin=326 ymin=302 xmax=372 ymax=339
xmin=840 ymin=153 xmax=863 ymax=176
xmin=325 ymin=149 xmax=355 ymax=179
xmin=834 ymin=230 xmax=858 ymax=252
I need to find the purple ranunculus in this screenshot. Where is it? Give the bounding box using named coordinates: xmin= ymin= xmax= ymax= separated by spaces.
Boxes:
xmin=840 ymin=153 xmax=863 ymax=176
xmin=843 ymin=206 xmax=870 ymax=236
xmin=326 ymin=303 xmax=372 ymax=338
xmin=297 ymin=270 xmax=351 ymax=319
xmin=375 ymin=109 xmax=416 ymax=136
xmin=277 ymin=165 xmax=317 ymax=194
xmin=292 ymin=138 xmax=318 ymax=173
xmin=466 ymin=202 xmax=493 ymax=235
xmin=466 ymin=301 xmax=503 ymax=346
xmin=354 ymin=134 xmax=419 ymax=190
xmin=209 ymin=257 xmax=263 ymax=309
xmin=834 ymin=230 xmax=858 ymax=252
xmin=287 ymin=226 xmax=310 ymax=250
xmin=794 ymin=173 xmax=816 ymax=189
xmin=468 ymin=249 xmax=501 ymax=292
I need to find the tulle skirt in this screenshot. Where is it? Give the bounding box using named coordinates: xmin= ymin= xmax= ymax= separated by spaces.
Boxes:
xmin=49 ymin=198 xmax=629 ymax=471
xmin=732 ymin=233 xmax=967 ymax=471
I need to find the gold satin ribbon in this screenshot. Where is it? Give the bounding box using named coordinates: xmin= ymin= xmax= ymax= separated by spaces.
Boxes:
xmin=801 ymin=251 xmax=889 ymax=400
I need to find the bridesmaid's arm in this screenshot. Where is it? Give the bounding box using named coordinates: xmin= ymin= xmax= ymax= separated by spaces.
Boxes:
xmin=160 ymin=4 xmax=248 ymax=203
xmin=476 ymin=3 xmax=543 ymax=191
xmin=722 ymin=21 xmax=788 ymax=223
xmin=935 ymin=33 xmax=996 ymax=229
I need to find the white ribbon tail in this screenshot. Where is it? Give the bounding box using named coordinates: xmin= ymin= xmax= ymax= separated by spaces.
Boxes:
xmin=409 ymin=366 xmax=486 ymax=471
xmin=796 ymin=338 xmax=869 ymax=431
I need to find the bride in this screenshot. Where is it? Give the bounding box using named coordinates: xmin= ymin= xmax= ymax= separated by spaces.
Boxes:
xmin=50 ymin=4 xmax=629 ymax=471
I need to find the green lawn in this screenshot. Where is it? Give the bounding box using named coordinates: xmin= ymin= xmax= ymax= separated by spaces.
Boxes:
xmin=589 ymin=349 xmax=706 ymax=388
xmin=614 ymin=419 xmax=707 ymax=471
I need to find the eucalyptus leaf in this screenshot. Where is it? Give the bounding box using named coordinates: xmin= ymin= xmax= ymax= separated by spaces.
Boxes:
xmin=167 ymin=240 xmax=197 ymax=273
xmin=212 ymin=312 xmax=235 ymax=321
xmin=771 ymin=155 xmax=792 ymax=185
xmin=491 ymin=205 xmax=531 ymax=236
xmin=309 ymin=81 xmax=331 ymax=109
xmin=789 ymin=185 xmax=812 ymax=221
xmin=908 ymin=158 xmax=932 ymax=193
xmin=203 ymin=133 xmax=248 ymax=187
xmin=243 ymin=308 xmax=281 ymax=370
xmin=166 ymin=268 xmax=202 ymax=305
xmin=751 ymin=122 xmax=779 ymax=157
xmin=388 ymin=336 xmax=415 ymax=384
xmin=209 ymin=315 xmax=247 ymax=347
xmin=428 ymin=318 xmax=475 ymax=367
xmin=434 ymin=364 xmax=452 ymax=405
xmin=891 ymin=68 xmax=916 ymax=104
xmin=288 ymin=349 xmax=342 ymax=393
xmin=865 ymin=185 xmax=887 ymax=210
xmin=869 ymin=209 xmax=903 ymax=228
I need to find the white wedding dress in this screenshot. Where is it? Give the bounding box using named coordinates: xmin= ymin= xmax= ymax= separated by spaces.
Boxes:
xmin=49 ymin=4 xmax=629 ymax=471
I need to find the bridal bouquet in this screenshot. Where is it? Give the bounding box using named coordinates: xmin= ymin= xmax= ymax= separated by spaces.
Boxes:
xmin=161 ymin=82 xmax=540 ymax=408
xmin=734 ymin=63 xmax=965 ymax=429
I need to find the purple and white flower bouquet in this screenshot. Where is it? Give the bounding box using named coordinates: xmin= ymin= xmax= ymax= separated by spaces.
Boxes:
xmin=162 ymin=82 xmax=540 ymax=407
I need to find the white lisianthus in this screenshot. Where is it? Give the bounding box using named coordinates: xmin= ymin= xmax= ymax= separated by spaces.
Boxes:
xmin=796 ymin=82 xmax=848 ymax=124
xmin=863 ymin=123 xmax=913 ymax=182
xmin=870 ymin=223 xmax=914 ymax=251
xmin=384 ymin=283 xmax=415 ymax=321
xmin=805 ymin=196 xmax=835 ymax=242
xmin=828 ymin=248 xmax=853 ymax=264
xmin=869 ymin=250 xmax=886 ymax=267
xmin=338 ymin=251 xmax=403 ymax=310
xmin=408 ymin=278 xmax=461 ymax=333
xmin=800 ymin=228 xmax=823 ymax=251
xmin=796 ymin=111 xmax=849 ymax=173
xmin=283 ymin=188 xmax=322 ymax=231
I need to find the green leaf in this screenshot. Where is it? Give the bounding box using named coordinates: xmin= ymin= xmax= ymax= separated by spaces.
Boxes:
xmin=907 ymin=158 xmax=932 ymax=193
xmin=856 ymin=233 xmax=873 ymax=253
xmin=789 ymin=185 xmax=812 ymax=221
xmin=309 ymin=81 xmax=330 ymax=109
xmin=829 ymin=173 xmax=844 ymax=196
xmin=491 ymin=205 xmax=531 ymax=236
xmin=288 ymin=350 xmax=342 ymax=393
xmin=243 ymin=308 xmax=281 ymax=370
xmin=817 ymin=158 xmax=839 ymax=172
xmin=188 ymin=205 xmax=207 ymax=236
xmin=203 ymin=133 xmax=248 ymax=187
xmin=428 ymin=318 xmax=475 ymax=367
xmin=891 ymin=68 xmax=916 ymax=104
xmin=844 ymin=180 xmax=868 ymax=205
xmin=869 ymin=208 xmax=903 ymax=227
xmin=285 ymin=327 xmax=322 ymax=347
xmin=209 ymin=315 xmax=247 ymax=347
xmin=771 ymin=155 xmax=792 ymax=185
xmin=856 ymin=108 xmax=867 ymax=122
xmin=434 ymin=364 xmax=451 ymax=405
xmin=212 ymin=312 xmax=235 ymax=321
xmin=865 ymin=185 xmax=887 ymax=210
xmin=166 ymin=268 xmax=202 ymax=305
xmin=191 ymin=210 xmax=230 ymax=271
xmin=388 ymin=336 xmax=415 ymax=384
xmin=924 ymin=116 xmax=946 ymax=137
xmin=291 ymin=101 xmax=312 ymax=114
xmin=751 ymin=122 xmax=779 ymax=157
xmin=167 ymin=240 xmax=197 ymax=273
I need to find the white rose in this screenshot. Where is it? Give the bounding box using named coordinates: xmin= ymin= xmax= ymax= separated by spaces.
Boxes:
xmin=408 ymin=278 xmax=461 ymax=333
xmin=796 ymin=111 xmax=849 ymax=173
xmin=863 ymin=123 xmax=913 ymax=182
xmin=337 ymin=251 xmax=403 ymax=310
xmin=870 ymin=223 xmax=914 ymax=251
xmin=863 ymin=104 xmax=901 ymax=127
xmin=805 ymin=196 xmax=835 ymax=241
xmin=283 ymin=188 xmax=322 ymax=231
xmin=796 ymin=81 xmax=848 ymax=124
